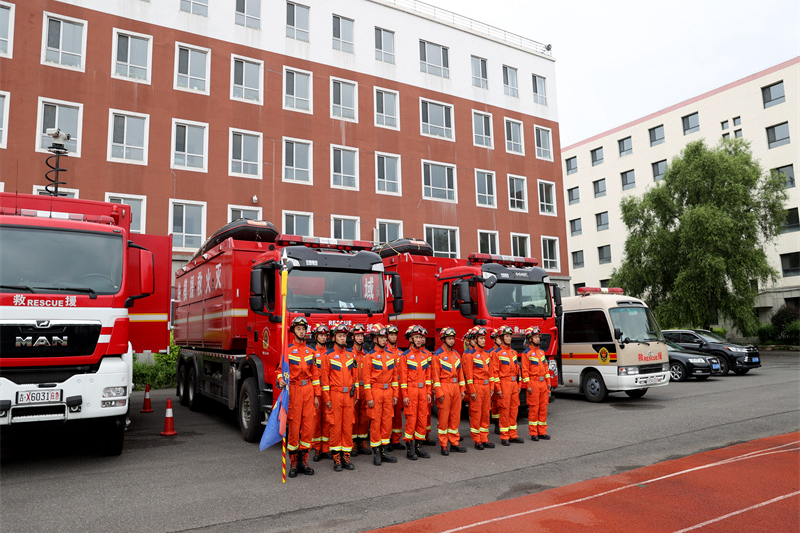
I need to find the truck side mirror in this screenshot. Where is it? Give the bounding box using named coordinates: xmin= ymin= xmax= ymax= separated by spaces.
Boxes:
xmin=482 ymin=274 xmax=497 ymax=289
xmin=455 ymin=280 xmax=474 ymax=319
xmin=390 ymin=272 xmax=404 ymax=314
xmin=138 ymin=249 xmax=154 ymax=296
xmin=614 ymin=327 xmax=623 ymax=340
xmin=552 ymin=285 xmax=562 ymax=318
xmin=249 ymin=268 xmax=264 ymax=312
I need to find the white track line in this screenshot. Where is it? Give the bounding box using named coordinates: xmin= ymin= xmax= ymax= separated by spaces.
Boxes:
xmin=671 ymin=491 xmax=800 ymax=533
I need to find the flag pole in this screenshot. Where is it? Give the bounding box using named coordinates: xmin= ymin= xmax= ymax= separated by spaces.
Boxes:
xmin=280 ymin=264 xmax=289 ymax=483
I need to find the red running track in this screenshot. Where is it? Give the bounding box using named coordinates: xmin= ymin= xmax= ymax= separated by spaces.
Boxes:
xmin=373 ymin=432 xmax=800 ymax=533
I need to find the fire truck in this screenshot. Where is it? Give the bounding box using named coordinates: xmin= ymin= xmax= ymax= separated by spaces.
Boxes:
xmin=172 ymin=220 xmax=403 ymax=442
xmin=0 ymin=193 xmax=171 ymax=455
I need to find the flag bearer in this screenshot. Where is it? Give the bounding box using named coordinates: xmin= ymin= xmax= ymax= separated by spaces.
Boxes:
xmin=432 ymin=327 xmax=467 ymax=455
xmin=522 ymin=327 xmax=552 ymax=441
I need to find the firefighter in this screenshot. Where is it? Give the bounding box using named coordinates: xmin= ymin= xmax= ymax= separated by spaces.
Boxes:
xmin=398 ymin=325 xmax=432 ymax=460
xmin=364 ymin=324 xmax=399 ymax=465
xmin=462 ymin=327 xmax=496 ymax=450
xmin=496 ymin=325 xmax=524 ymax=446
xmin=432 ymin=327 xmax=467 ymax=455
xmin=522 ymin=326 xmax=552 ymax=441
xmin=310 ymin=324 xmax=333 ymax=462
xmin=275 ymin=317 xmax=319 ymax=477
xmin=351 ymin=324 xmax=372 ymax=456
xmin=319 ymin=323 xmax=359 ymax=471
xmin=386 ymin=324 xmax=406 ymax=450
xmin=488 ymin=328 xmax=503 ymax=434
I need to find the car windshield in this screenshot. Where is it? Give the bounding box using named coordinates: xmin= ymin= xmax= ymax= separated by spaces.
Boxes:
xmin=286 ymin=268 xmax=384 ymax=314
xmin=484 ymin=281 xmax=551 ymax=317
xmin=696 ymin=330 xmax=725 ymax=343
xmin=608 ymin=306 xmax=663 ymax=343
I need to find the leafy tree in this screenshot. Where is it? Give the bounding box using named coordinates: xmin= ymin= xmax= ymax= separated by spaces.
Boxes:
xmin=610 ymin=139 xmax=787 ymax=334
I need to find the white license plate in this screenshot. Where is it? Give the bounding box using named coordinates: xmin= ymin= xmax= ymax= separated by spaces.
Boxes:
xmin=648 ymin=376 xmax=656 ymax=384
xmin=17 ymin=390 xmax=62 ymax=405
xmin=752 ymin=357 xmax=759 ymax=363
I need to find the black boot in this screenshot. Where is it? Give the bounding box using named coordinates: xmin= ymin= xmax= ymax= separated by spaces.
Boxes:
xmin=392 ymin=441 xmax=406 ymax=450
xmin=360 ymin=440 xmax=373 ymax=455
xmin=298 ymin=451 xmax=314 ymax=475
xmin=451 ymin=444 xmax=467 ymax=453
xmin=373 ymin=446 xmax=382 ymax=466
xmin=342 ymin=451 xmax=355 ymax=470
xmin=288 ymin=451 xmax=298 ymax=478
xmin=493 ymin=422 xmax=500 ymax=435
xmin=333 ymin=451 xmax=343 ymax=472
xmin=422 ymin=435 xmax=437 ymax=446
xmin=312 ymin=448 xmax=322 ymax=462
xmin=441 ymin=445 xmax=449 ymax=456
xmin=483 ymin=441 xmax=495 ymax=449
xmin=380 ymin=445 xmax=398 ymax=463
xmin=406 ymin=442 xmax=417 ymax=460
xmin=415 ymin=440 xmax=431 ymax=459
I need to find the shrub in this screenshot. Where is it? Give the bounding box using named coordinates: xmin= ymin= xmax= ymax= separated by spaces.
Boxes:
xmin=771 ymin=304 xmax=800 ymax=335
xmin=712 ymin=327 xmax=727 ymax=339
xmin=132 ymin=334 xmax=179 ymax=390
xmin=782 ymin=320 xmax=800 ymax=345
xmin=757 ymin=323 xmax=775 ymax=344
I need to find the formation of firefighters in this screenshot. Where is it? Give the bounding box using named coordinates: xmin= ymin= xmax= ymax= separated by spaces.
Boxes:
xmin=276 ymin=317 xmax=553 ymax=478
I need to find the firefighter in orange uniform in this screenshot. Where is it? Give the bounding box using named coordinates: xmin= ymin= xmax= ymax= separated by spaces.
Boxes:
xmin=386 ymin=324 xmax=406 ymax=450
xmin=488 ymin=328 xmax=503 ymax=434
xmin=496 ymin=325 xmax=525 ymax=446
xmin=432 ymin=327 xmax=467 ymax=455
xmin=275 ymin=317 xmax=320 ymax=477
xmin=521 ymin=326 xmax=552 ymax=441
xmin=364 ymin=324 xmax=399 ymax=465
xmin=310 ymin=324 xmax=333 ymax=462
xmin=398 ymin=325 xmax=432 ymax=460
xmin=320 ymin=323 xmax=359 ymax=471
xmin=351 ymin=324 xmax=372 ymax=456
xmin=462 ymin=327 xmax=496 ymax=450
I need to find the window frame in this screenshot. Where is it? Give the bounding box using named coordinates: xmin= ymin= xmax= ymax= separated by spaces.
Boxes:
xmin=419 ymin=39 xmax=449 ymax=78
xmin=508 ymin=174 xmax=528 ymax=213
xmin=421 ymin=159 xmax=457 ymax=204
xmin=330 ymin=144 xmax=359 ymax=191
xmin=229 ymin=127 xmax=263 ymax=179
xmin=598 ymin=244 xmax=612 ymax=265
xmin=477 ymin=229 xmax=499 ymax=255
xmin=376 ymin=218 xmax=403 ymax=245
xmin=230 ymin=53 xmax=264 ymax=106
xmin=332 ymin=14 xmax=355 ymax=54
xmin=375 ymin=151 xmax=402 ymax=197
xmin=780 ymin=252 xmax=799 ymax=277
xmin=762 ymin=81 xmax=785 ymax=109
xmin=0 ymin=1 xmax=15 ymax=59
xmin=471 ymin=55 xmax=488 ymax=89
xmin=510 ymin=232 xmax=530 ymax=258
xmin=541 ymin=236 xmax=560 ymax=271
xmin=424 ymin=224 xmax=460 ymax=259
xmin=374 ymin=27 xmax=395 ymax=64
xmin=174 ymin=41 xmax=211 ymax=95
xmin=331 ymin=214 xmax=361 ymax=240
xmin=0 ymin=90 xmax=9 ymax=150
xmin=282 ymin=209 xmax=314 ymax=237
xmin=504 ymin=117 xmax=525 ymax=155
xmin=33 ymin=185 xmax=79 ymax=198
xmin=591 ymin=146 xmax=604 ymax=166
xmin=572 ymin=250 xmax=584 ymax=269
xmin=169 ymin=198 xmax=207 ymax=252
xmin=286 ymin=2 xmax=310 ymax=42
xmin=374 ymin=86 xmax=399 ymax=130
xmin=228 ymin=204 xmax=262 ymax=222
xmin=618 ymin=136 xmax=632 ymax=157
xmin=472 ymin=109 xmax=493 ymax=149
xmin=567 ymin=186 xmax=580 ymax=205
xmin=111 ymin=28 xmax=152 ymax=85
xmin=170 ymin=118 xmax=208 ymax=173
xmin=107 ymin=108 xmax=149 ymax=165
xmin=652 ymin=160 xmax=667 ymax=182
xmin=596 ymin=211 xmax=609 ymax=232
xmin=621 ymin=169 xmax=636 ymax=191
xmin=649 ymin=124 xmax=664 ymax=146
xmin=35 ymin=96 xmax=84 ymax=157
xmin=532 ymin=74 xmax=547 ymax=105
xmin=106 ymin=192 xmax=147 ymax=234
xmin=565 ymin=156 xmax=577 ymax=175
xmin=41 ymin=11 xmax=87 ymax=72
xmin=593 ymin=178 xmax=606 ymax=199
xmin=682 ymin=112 xmax=700 ymax=135
xmin=538 ymin=179 xmax=557 ymax=217
xmin=282 ymin=136 xmax=313 ymax=186
xmin=419 ymin=97 xmax=455 ymax=141
xmin=569 ymin=218 xmax=582 ymax=237
xmin=773 ymin=164 xmax=795 ymax=188
xmin=475 ymin=169 xmax=496 ymax=209
xmin=534 ymin=125 xmax=553 ymax=161
xmin=767 ymin=122 xmax=790 ymax=149
xmin=331 ymin=77 xmax=358 ymax=122
xmin=235 ymin=0 xmax=261 ymax=29
xmin=502 ymin=65 xmax=518 ymax=97
xmin=282 ymin=65 xmax=313 ymax=114
xmin=180 ymin=0 xmax=208 ymax=16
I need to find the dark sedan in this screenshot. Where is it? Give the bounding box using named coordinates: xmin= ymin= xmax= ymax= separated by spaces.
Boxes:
xmin=666 ymin=340 xmax=722 ymax=381
xmin=662 ymin=329 xmax=761 ymax=376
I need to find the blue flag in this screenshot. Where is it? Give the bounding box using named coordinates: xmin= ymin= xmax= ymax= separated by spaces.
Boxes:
xmin=260 ymin=385 xmax=288 ymax=450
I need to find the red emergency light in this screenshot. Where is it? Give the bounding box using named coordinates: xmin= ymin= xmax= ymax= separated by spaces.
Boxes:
xmin=276 ymin=234 xmax=373 ymax=252
xmin=467 ymin=252 xmax=539 ymax=268
xmin=0 ymin=206 xmax=115 ymax=225
xmin=577 ymin=287 xmax=625 ymax=295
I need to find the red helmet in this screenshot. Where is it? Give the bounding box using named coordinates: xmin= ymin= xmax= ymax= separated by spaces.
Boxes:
xmin=525 ymin=326 xmax=541 ymax=339
xmin=367 ymin=323 xmax=384 ymax=336
xmin=290 ymin=317 xmax=309 ymax=331
xmin=374 ymin=325 xmax=388 ymax=337
xmin=386 ymin=324 xmax=399 ymax=335
xmin=312 ymin=323 xmax=329 ymax=336
xmin=489 ymin=328 xmax=500 ymax=339
xmin=405 ymin=325 xmax=425 ymax=339
xmin=332 ymin=323 xmax=350 ymax=336
xmin=439 ymin=327 xmax=456 ymax=340
xmin=499 ymin=326 xmax=514 ymax=336
xmin=352 ymin=324 xmax=367 ymax=335
xmin=474 ymin=327 xmax=488 ymax=337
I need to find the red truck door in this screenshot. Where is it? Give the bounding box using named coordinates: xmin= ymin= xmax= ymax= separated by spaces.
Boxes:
xmin=128 ymin=233 xmax=171 ymax=354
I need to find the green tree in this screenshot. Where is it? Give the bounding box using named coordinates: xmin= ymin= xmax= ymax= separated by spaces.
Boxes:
xmin=610 ymin=139 xmax=787 ymax=334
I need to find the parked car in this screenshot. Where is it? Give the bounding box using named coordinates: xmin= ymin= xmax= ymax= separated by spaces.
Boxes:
xmin=665 ymin=340 xmax=722 ymax=381
xmin=662 ymin=329 xmax=761 ymax=376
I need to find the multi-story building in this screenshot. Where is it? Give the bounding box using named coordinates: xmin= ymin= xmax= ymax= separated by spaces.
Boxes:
xmin=0 ymin=0 xmax=569 ymax=293
xmin=561 ymin=56 xmax=799 ymax=322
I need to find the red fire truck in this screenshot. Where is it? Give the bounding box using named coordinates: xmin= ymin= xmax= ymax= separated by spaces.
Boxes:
xmin=173 ymin=220 xmax=403 ymax=442
xmin=0 ymin=193 xmax=171 ymax=455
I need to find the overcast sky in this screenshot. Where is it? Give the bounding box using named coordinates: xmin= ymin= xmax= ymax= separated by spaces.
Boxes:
xmin=432 ymin=0 xmax=800 ymax=147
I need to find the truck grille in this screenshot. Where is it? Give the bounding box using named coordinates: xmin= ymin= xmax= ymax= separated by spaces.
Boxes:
xmin=0 ymin=323 xmax=101 ymax=358
xmin=639 ymin=363 xmax=665 ymax=375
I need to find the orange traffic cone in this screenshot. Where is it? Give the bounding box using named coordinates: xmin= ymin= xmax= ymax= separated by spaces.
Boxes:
xmin=140 ymin=384 xmax=154 ymax=413
xmin=160 ymin=397 xmax=178 ymax=436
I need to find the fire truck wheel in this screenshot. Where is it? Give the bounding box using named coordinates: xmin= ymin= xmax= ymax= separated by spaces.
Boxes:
xmin=100 ymin=418 xmax=125 ymax=456
xmin=188 ymin=366 xmax=203 ymax=412
xmin=238 ymin=377 xmax=262 ymax=442
xmin=177 ymin=364 xmax=189 ymax=406
xmin=624 ymin=388 xmax=647 ymax=399
xmin=583 ymin=371 xmax=608 ymax=403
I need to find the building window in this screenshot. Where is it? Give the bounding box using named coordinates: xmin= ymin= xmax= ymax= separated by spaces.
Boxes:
xmin=175 ymin=43 xmax=209 ymax=94
xmin=170 ymin=200 xmax=206 ymax=250
xmin=286 ymin=2 xmax=309 ymax=42
xmin=235 ymin=0 xmax=261 ymax=29
xmin=596 ymin=212 xmax=609 ymax=231
xmin=172 ymin=120 xmax=207 ymax=172
xmin=593 ymin=178 xmax=606 ymax=198
xmin=232 ymin=56 xmax=263 ymax=104
xmin=538 ymin=180 xmax=556 ymax=215
xmin=478 ymin=230 xmax=499 ymax=255
xmin=591 ymin=147 xmax=604 ymax=166
xmin=332 ymin=78 xmax=357 ymax=121
xmin=376 ymin=153 xmax=400 ymax=195
xmin=572 ymin=250 xmax=584 ymax=269
xmin=107 ymin=194 xmax=146 ymax=233
xmin=503 ymin=65 xmax=518 ymax=97
xmin=734 ymin=129 xmax=743 ymax=138
xmin=34 ymin=185 xmax=78 ymax=198
xmin=332 ymin=215 xmax=359 ymax=240
xmin=377 ymin=219 xmax=402 ymax=244
xmin=42 ymin=13 xmax=86 ymax=70
xmin=37 ymin=98 xmax=82 ymax=155
xmin=782 ymin=208 xmax=799 ymax=234
xmin=762 ymin=81 xmax=785 ymax=108
xmin=230 ymin=128 xmax=262 ymax=178
xmin=419 ymin=40 xmax=449 ymax=78
xmin=332 ymin=15 xmax=354 ymax=53
xmin=565 ymin=156 xmax=577 ymax=175
xmin=600 ymin=279 xmax=610 ymax=288
xmin=733 ymin=116 xmax=741 ymax=127
xmin=0 ymin=91 xmax=7 ymax=149
xmin=112 ymin=29 xmax=151 ymax=83
xmin=108 ymin=110 xmax=148 ymax=164
xmin=180 ymin=0 xmax=207 ymax=16
xmin=472 ymin=111 xmax=493 ymax=148
xmin=425 ymin=225 xmax=459 ymax=258
xmin=0 ymin=2 xmax=14 ymax=58
xmin=774 ymin=164 xmax=795 ymax=188
xmin=422 ymin=161 xmax=456 ymax=202
xmin=598 ymin=245 xmax=612 ymax=265
xmin=682 ymin=112 xmax=700 ymax=135
xmin=649 ymin=124 xmax=665 ymax=146
xmin=573 ymin=283 xmax=585 ymax=294
xmin=535 ymin=126 xmax=553 ymax=160
xmin=331 ymin=146 xmax=358 ymax=189
xmin=781 ymin=252 xmax=800 ymax=277
xmin=229 ymin=206 xmax=261 ymax=221
xmin=284 ymin=210 xmax=313 ymax=236
xmin=511 ymin=234 xmax=529 ymax=257
xmin=375 ymin=88 xmax=398 ymax=129
xmin=722 ymin=132 xmax=730 ymax=140
xmin=618 ymin=136 xmax=632 ymax=156
xmin=505 ymin=118 xmax=524 ymax=154
xmin=721 ymin=120 xmax=729 ymax=130
xmin=509 ymin=175 xmax=527 ymax=212
xmin=541 ymin=237 xmax=559 ymax=271
xmin=652 ymin=160 xmax=667 ymax=182
xmin=767 ymin=122 xmax=790 ymax=149
xmin=476 ymin=170 xmax=495 ymax=208
xmin=472 ymin=56 xmax=488 ymax=88
xmin=532 ymin=74 xmax=547 ymax=105
xmin=567 ymin=186 xmax=580 ymax=205
xmin=421 ymin=99 xmax=453 ymax=140
xmin=621 ymin=170 xmax=636 ymax=191
xmin=284 ymin=67 xmax=312 ymax=112
xmin=375 ymin=27 xmax=394 ymax=63
xmin=283 ymin=138 xmax=312 ymax=184
xmin=570 ymin=218 xmax=582 ymax=236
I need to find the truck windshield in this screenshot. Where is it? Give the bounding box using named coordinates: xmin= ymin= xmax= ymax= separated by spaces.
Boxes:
xmin=286 ymin=269 xmax=384 ymax=314
xmin=608 ymin=307 xmax=664 ymax=344
xmin=484 ymin=281 xmax=551 ymax=317
xmin=0 ymin=226 xmax=124 ymax=295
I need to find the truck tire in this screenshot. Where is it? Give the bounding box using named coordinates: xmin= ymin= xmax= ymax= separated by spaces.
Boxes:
xmin=624 ymin=388 xmax=648 ymax=399
xmin=238 ymin=377 xmax=263 ymax=443
xmin=583 ymin=371 xmax=608 ymax=403
xmin=187 ymin=366 xmax=203 ymax=412
xmin=177 ymin=364 xmax=188 ymax=406
xmin=100 ymin=418 xmax=125 ymax=456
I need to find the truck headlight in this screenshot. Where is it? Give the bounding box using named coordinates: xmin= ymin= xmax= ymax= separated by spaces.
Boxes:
xmin=618 ymin=366 xmax=639 ymax=375
xmin=662 ymin=363 xmax=669 ymax=372
xmin=102 ymin=387 xmax=127 ymax=398
xmin=688 ymin=358 xmax=706 ymax=364
xmin=724 ymin=346 xmax=746 ymax=353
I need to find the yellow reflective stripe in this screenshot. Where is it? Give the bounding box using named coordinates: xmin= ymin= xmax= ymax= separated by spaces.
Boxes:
xmin=400 ymin=384 xmax=408 ymax=389
xmin=364 ymin=384 xmax=372 ymax=389
xmin=391 ymin=381 xmax=399 ymax=387
xmin=322 ymin=386 xmax=330 ymax=391
xmin=312 ymin=380 xmax=320 ymax=386
xmin=433 ymin=383 xmax=441 ymax=388
xmin=466 ymin=379 xmax=474 ymax=384
xmin=458 ymin=380 xmax=465 ymax=386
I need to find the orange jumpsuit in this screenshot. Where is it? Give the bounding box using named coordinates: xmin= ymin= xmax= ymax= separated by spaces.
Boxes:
xmin=320 ymin=344 xmax=358 ymax=453
xmin=364 ymin=344 xmax=399 ymax=448
xmin=387 ymin=343 xmax=404 ymax=446
xmin=311 ymin=343 xmax=331 ymax=454
xmin=463 ymin=344 xmax=493 ymax=444
xmin=487 ymin=346 xmax=501 ymax=429
xmin=276 ymin=341 xmax=320 ymax=452
xmin=432 ymin=346 xmax=465 ymax=448
xmin=353 ymin=345 xmax=371 ymax=444
xmin=522 ymin=346 xmax=550 ymax=437
xmin=496 ymin=345 xmax=521 ymax=440
xmin=398 ymin=345 xmax=431 ymax=442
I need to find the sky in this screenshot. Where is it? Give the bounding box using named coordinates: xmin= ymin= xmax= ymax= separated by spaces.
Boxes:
xmin=432 ymin=0 xmax=800 ymax=147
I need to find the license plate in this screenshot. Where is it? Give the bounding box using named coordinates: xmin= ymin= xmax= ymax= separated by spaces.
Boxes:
xmin=752 ymin=357 xmax=759 ymax=363
xmin=648 ymin=376 xmax=656 ymax=384
xmin=712 ymin=364 xmax=720 ymax=370
xmin=17 ymin=390 xmax=62 ymax=405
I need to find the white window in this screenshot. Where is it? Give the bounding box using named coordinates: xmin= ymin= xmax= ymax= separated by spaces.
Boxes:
xmin=375 ymin=87 xmax=399 ymax=129
xmin=478 ymin=230 xmax=499 ymax=255
xmin=0 ymin=91 xmax=8 ymax=149
xmin=332 ymin=15 xmax=354 ymax=53
xmin=332 ymin=215 xmax=360 ymax=240
xmin=511 ymin=233 xmax=529 ymax=257
xmin=283 ymin=67 xmax=312 ymax=113
xmin=425 ymin=225 xmax=459 ymax=258
xmin=538 ymin=179 xmax=556 ymax=216
xmin=331 ymin=145 xmax=358 ymax=190
xmin=112 ymin=29 xmax=152 ymax=83
xmin=106 ymin=193 xmax=147 ymax=233
xmin=231 ymin=55 xmax=263 ymax=104
xmin=229 ymin=128 xmax=262 ymax=179
xmin=472 ymin=110 xmax=493 ymax=148
xmin=505 ymin=118 xmax=524 ymax=155
xmin=236 ymin=0 xmax=261 ymax=29
xmin=37 ymin=97 xmax=83 ymax=156
xmin=475 ymin=170 xmax=496 ymax=208
xmin=107 ymin=109 xmax=149 ymax=165
xmin=422 ymin=160 xmax=456 ymax=202
xmin=286 ymin=2 xmax=310 ymax=42
xmin=171 ymin=119 xmax=208 ymax=172
xmin=421 ymin=99 xmax=454 ymax=140
xmin=532 ymin=74 xmax=547 ymax=105
xmin=375 ymin=27 xmax=394 ymax=64
xmin=42 ymin=12 xmax=86 ymax=71
xmin=419 ymin=40 xmax=449 ymax=78
xmin=0 ymin=2 xmax=15 ymax=59
xmin=376 ymin=152 xmax=401 ymax=196
xmin=471 ymin=56 xmax=488 ymax=89
xmin=508 ymin=175 xmax=527 ymax=212
xmin=283 ymin=210 xmax=313 ymax=236
xmin=229 ymin=205 xmax=262 ymax=222
xmin=541 ymin=236 xmax=559 ymax=271
xmin=376 ymin=219 xmax=402 ymax=244
xmin=503 ymin=65 xmax=518 ymax=97
xmin=283 ymin=137 xmax=312 ymax=184
xmin=535 ymin=125 xmax=553 ymax=160
xmin=170 ymin=199 xmax=206 ymax=251
xmin=332 ymin=78 xmax=357 ymax=121
xmin=175 ymin=43 xmax=210 ymax=94
xmin=33 ymin=185 xmax=79 ymax=198
xmin=180 ymin=0 xmax=208 ymax=16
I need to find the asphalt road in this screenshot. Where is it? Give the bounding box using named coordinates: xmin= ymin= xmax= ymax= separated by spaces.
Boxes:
xmin=1 ymin=352 xmax=798 ymax=533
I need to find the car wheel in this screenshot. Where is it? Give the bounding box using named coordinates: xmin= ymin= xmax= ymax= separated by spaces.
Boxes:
xmin=238 ymin=377 xmax=263 ymax=442
xmin=188 ymin=366 xmax=203 ymax=412
xmin=177 ymin=363 xmax=188 ymax=406
xmin=670 ymin=362 xmax=688 ymax=382
xmin=583 ymin=371 xmax=608 ymax=403
xmin=733 ymin=368 xmax=750 ymax=375
xmin=716 ymin=356 xmax=730 ymax=376
xmin=695 ymin=375 xmax=710 ymax=381
xmin=624 ymin=388 xmax=647 ymax=399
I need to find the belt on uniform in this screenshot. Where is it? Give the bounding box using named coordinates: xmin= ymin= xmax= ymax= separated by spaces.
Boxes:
xmin=481 ymin=379 xmax=490 ymax=385
xmin=450 ymin=378 xmax=458 ymax=383
xmin=411 ymin=382 xmax=425 ymax=388
xmin=501 ymin=376 xmax=517 ymax=382
xmin=379 ymin=383 xmax=390 ymax=390
xmin=539 ymin=376 xmax=545 ymax=382
xmin=299 ymin=379 xmax=309 ymax=386
xmin=336 ymin=387 xmax=349 ymax=393
xmin=359 ymin=381 xmax=364 ymax=387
